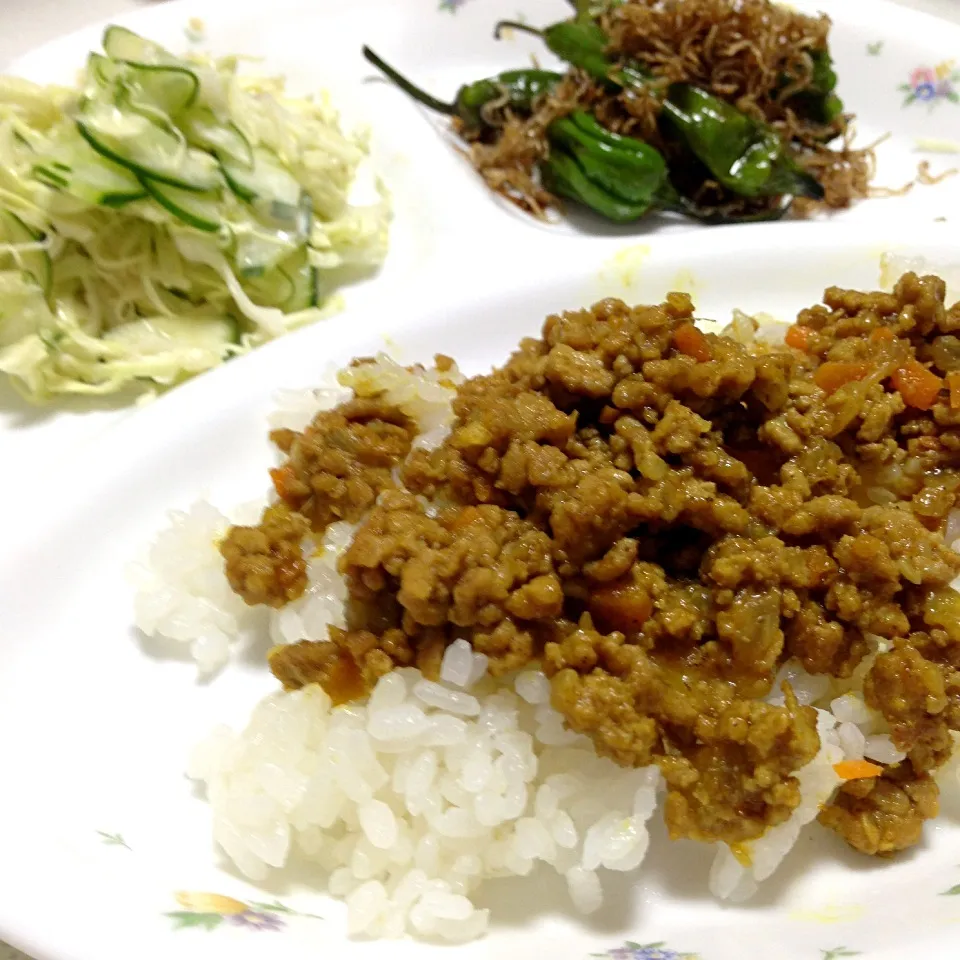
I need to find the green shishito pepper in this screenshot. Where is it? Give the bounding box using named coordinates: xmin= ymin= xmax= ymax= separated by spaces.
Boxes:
xmin=496 ymin=17 xmax=826 ymax=202
xmin=661 ymin=85 xmax=824 ymax=200
xmin=546 ymin=110 xmax=669 ymax=220
xmin=362 ymin=46 xmax=562 ymax=132
xmin=785 ymin=50 xmax=844 ymax=126
xmin=363 ymin=46 xmax=670 ymax=222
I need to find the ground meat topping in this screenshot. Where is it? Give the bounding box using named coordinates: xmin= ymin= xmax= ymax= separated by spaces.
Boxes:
xmin=239 ymin=277 xmax=960 ymax=857
xmin=818 ymin=761 xmax=939 ymax=855
xmin=269 ymin=398 xmax=415 ymax=533
xmin=220 ymin=504 xmax=309 ymax=607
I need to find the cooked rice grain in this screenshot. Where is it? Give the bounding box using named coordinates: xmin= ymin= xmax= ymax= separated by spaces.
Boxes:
xmin=189 ymin=651 xmax=662 ymax=939
xmin=129 ymin=501 xmax=257 ymax=674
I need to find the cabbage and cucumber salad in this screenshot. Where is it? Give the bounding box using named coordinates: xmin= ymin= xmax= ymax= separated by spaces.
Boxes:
xmin=0 ymin=26 xmax=389 ymax=401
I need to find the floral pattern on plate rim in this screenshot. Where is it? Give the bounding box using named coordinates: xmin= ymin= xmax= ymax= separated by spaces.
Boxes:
xmin=591 ymin=945 xmax=862 ymax=959
xmin=900 ymin=61 xmax=960 ymax=107
xmin=940 ymin=865 xmax=960 ymax=896
xmin=96 ymin=830 xmax=131 ymax=850
xmin=592 ymin=942 xmax=701 ymax=960
xmin=166 ymin=892 xmax=322 ymax=932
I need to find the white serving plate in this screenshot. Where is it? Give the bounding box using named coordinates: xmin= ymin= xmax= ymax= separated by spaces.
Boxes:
xmin=3 ymin=0 xmax=960 ymax=512
xmin=2 ymin=222 xmax=960 ymax=960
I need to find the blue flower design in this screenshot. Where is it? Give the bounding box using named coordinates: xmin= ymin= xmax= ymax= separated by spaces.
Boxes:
xmin=597 ymin=942 xmax=700 ymax=960
xmin=900 ymin=63 xmax=960 ymax=107
xmin=226 ymin=910 xmax=286 ymax=931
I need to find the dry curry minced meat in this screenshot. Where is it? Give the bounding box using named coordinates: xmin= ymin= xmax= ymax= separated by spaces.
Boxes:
xmin=222 ymin=271 xmax=960 ymax=859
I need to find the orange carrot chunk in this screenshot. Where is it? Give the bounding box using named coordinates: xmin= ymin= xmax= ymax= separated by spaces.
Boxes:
xmin=589 ymin=581 xmax=653 ymax=634
xmin=813 ymin=361 xmax=872 ymax=395
xmin=785 ymin=324 xmax=812 ymax=351
xmin=870 ymin=327 xmax=896 ymax=343
xmin=948 ymin=372 xmax=960 ymax=410
xmin=673 ymin=322 xmax=712 ymax=362
xmin=892 ymin=359 xmax=944 ymax=410
xmin=270 ymin=465 xmax=298 ymax=501
xmin=833 ymin=759 xmax=884 ymax=780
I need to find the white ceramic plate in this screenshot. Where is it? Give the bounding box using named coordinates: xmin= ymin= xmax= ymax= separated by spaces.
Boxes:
xmin=3 ymin=0 xmax=960 ymax=511
xmin=3 ymin=222 xmax=960 ymax=960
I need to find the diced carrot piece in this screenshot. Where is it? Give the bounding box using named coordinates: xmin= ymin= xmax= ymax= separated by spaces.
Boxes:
xmin=892 ymin=359 xmax=944 ymax=410
xmin=785 ymin=324 xmax=812 ymax=351
xmin=673 ymin=322 xmax=712 ymax=362
xmin=813 ymin=361 xmax=872 ymax=395
xmin=452 ymin=506 xmax=484 ymax=529
xmin=948 ymin=372 xmax=960 ymax=410
xmin=833 ymin=759 xmax=884 ymax=780
xmin=270 ymin=465 xmax=298 ymax=501
xmin=870 ymin=327 xmax=896 ymax=343
xmin=589 ymin=581 xmax=653 ymax=634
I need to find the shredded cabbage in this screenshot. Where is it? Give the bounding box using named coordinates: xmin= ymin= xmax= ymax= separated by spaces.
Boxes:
xmin=0 ymin=35 xmax=390 ymax=402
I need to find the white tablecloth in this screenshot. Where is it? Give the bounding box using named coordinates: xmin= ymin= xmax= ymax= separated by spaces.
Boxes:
xmin=1 ymin=0 xmax=959 ymax=957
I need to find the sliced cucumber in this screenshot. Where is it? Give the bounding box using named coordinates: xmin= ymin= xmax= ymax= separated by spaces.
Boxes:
xmin=13 ymin=130 xmax=36 ymax=152
xmin=77 ymin=101 xmax=221 ymax=192
xmin=283 ymin=260 xmax=318 ymax=312
xmin=93 ymin=35 xmax=198 ymax=115
xmin=181 ymin=108 xmax=253 ymax=168
xmin=34 ymin=166 xmax=69 ymax=189
xmin=242 ymin=248 xmax=316 ymax=312
xmin=121 ymin=63 xmax=199 ymax=116
xmin=222 ymin=146 xmax=301 ymax=213
xmin=86 ymin=52 xmax=117 ymax=89
xmin=141 ymin=178 xmax=221 ymax=232
xmin=35 ymin=133 xmax=146 ymax=207
xmin=102 ymin=314 xmax=240 ymax=354
xmin=232 ymin=222 xmax=304 ymax=275
xmin=243 ymin=264 xmax=294 ymax=308
xmin=0 ymin=211 xmax=51 ymax=296
xmin=102 ymin=25 xmax=178 ymax=67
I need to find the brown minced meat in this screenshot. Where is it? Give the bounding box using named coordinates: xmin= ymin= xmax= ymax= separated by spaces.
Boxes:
xmin=224 ymin=271 xmax=960 ymax=858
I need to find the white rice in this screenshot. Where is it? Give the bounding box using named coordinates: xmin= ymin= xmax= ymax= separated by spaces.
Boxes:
xmin=880 ymin=252 xmax=960 ymax=302
xmin=338 ymin=352 xmax=463 ymax=452
xmin=189 ymin=646 xmax=662 ymax=941
xmin=268 ymin=382 xmax=352 ymax=432
xmin=128 ymin=501 xmax=258 ymax=674
xmin=269 ymin=521 xmax=356 ymax=646
xmin=722 ymin=309 xmax=789 ymax=347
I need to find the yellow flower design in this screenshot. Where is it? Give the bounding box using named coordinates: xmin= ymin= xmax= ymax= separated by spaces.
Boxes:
xmin=791 ymin=902 xmax=865 ymax=924
xmin=174 ymin=891 xmax=249 ymax=916
xmin=936 ymin=60 xmax=956 ymax=81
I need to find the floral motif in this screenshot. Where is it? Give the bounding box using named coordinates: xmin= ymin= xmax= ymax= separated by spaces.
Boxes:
xmin=227 ymin=911 xmax=285 ymax=931
xmin=166 ymin=892 xmax=321 ymax=932
xmin=900 ymin=62 xmax=960 ymax=107
xmin=438 ymin=0 xmax=471 ymax=11
xmin=821 ymin=949 xmax=860 ymax=960
xmin=940 ymin=868 xmax=960 ymax=897
xmin=592 ymin=942 xmax=700 ymax=960
xmin=791 ymin=903 xmax=865 ymax=925
xmin=96 ymin=830 xmax=131 ymax=850
xmin=866 ymin=41 xmax=883 ymax=56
